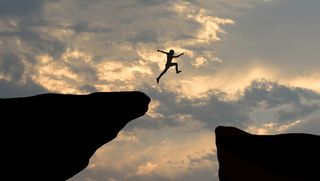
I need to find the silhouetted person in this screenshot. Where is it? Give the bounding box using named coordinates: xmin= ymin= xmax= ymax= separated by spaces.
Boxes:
xmin=156 ymin=49 xmax=184 ymax=84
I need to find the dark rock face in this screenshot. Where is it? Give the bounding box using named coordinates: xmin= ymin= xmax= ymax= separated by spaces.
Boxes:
xmin=1 ymin=92 xmax=150 ymax=181
xmin=215 ymin=126 xmax=320 ymax=181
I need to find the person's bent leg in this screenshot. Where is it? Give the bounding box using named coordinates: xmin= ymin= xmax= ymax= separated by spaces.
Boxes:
xmin=172 ymin=63 xmax=181 ymax=74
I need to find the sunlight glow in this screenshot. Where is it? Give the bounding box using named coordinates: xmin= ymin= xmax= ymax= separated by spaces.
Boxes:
xmin=90 ymin=126 xmax=216 ymax=180
xmin=246 ymin=120 xmax=304 ymax=135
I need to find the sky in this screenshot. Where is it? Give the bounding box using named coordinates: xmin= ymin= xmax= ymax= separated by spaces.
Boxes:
xmin=1 ymin=0 xmax=320 ymax=180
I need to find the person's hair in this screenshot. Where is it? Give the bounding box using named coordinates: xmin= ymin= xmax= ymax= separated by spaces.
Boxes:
xmin=169 ymin=49 xmax=174 ymax=54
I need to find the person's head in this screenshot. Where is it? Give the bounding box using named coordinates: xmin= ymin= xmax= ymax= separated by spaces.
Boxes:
xmin=169 ymin=49 xmax=174 ymax=55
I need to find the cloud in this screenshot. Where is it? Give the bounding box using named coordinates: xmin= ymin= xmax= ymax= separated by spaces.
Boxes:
xmin=0 ymin=53 xmax=24 ymax=81
xmin=0 ymin=0 xmax=44 ymax=16
xmin=135 ymin=162 xmax=158 ymax=176
xmin=134 ymin=79 xmax=320 ymax=134
xmin=0 ymin=0 xmax=285 ymax=97
xmin=2 ymin=0 xmax=320 ymax=181
xmin=71 ymin=79 xmax=320 ymax=181
xmin=0 ymin=0 xmax=235 ymax=95
xmin=216 ymin=0 xmax=320 ymax=82
xmin=70 ymin=124 xmax=216 ymax=181
xmin=0 ymin=79 xmax=47 ymax=98
xmin=246 ymin=120 xmax=305 ymax=135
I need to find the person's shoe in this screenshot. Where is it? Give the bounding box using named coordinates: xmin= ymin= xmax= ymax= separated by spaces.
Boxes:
xmin=156 ymin=77 xmax=160 ymax=84
xmin=177 ymin=70 xmax=182 ymax=74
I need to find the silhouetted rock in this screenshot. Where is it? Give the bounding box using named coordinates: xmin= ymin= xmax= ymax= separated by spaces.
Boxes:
xmin=1 ymin=92 xmax=150 ymax=181
xmin=215 ymin=126 xmax=320 ymax=181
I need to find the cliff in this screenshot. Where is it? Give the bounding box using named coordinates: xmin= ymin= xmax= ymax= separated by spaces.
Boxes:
xmin=215 ymin=126 xmax=320 ymax=181
xmin=1 ymin=91 xmax=150 ymax=181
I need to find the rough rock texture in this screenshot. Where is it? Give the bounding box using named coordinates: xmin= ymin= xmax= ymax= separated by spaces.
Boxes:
xmin=215 ymin=126 xmax=320 ymax=181
xmin=1 ymin=92 xmax=150 ymax=181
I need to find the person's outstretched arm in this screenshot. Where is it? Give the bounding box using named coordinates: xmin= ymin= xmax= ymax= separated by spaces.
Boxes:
xmin=157 ymin=49 xmax=168 ymax=54
xmin=173 ymin=53 xmax=184 ymax=58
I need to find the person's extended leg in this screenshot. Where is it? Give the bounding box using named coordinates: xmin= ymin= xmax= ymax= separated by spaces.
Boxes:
xmin=157 ymin=66 xmax=169 ymax=84
xmin=172 ymin=63 xmax=181 ymax=74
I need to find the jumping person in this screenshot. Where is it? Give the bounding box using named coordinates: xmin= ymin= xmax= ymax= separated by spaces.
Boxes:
xmin=156 ymin=49 xmax=184 ymax=84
